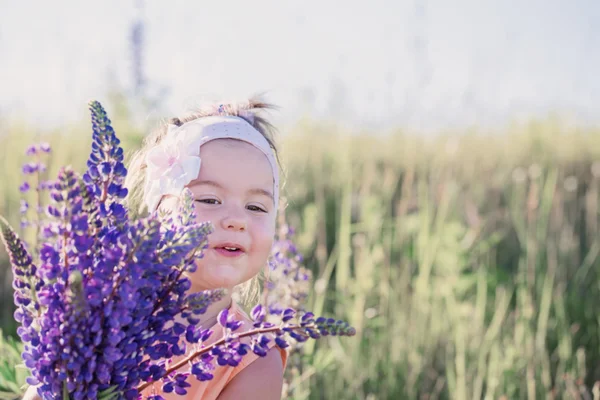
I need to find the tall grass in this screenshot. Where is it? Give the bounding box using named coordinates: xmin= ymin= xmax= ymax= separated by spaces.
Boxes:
xmin=1 ymin=115 xmax=599 ymax=399
xmin=280 ymin=119 xmax=600 ymax=399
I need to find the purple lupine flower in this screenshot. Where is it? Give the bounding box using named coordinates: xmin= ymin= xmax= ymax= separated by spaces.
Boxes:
xmin=251 ymin=304 xmax=265 ymax=324
xmin=265 ymin=225 xmax=313 ymax=316
xmin=191 ymin=354 xmax=215 ymax=381
xmin=20 ymin=200 xmax=28 ymax=214
xmin=40 ymin=142 xmax=51 ymax=153
xmin=22 ymin=162 xmax=38 ymax=175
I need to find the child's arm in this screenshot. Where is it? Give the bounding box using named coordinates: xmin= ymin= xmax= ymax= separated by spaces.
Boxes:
xmin=216 ymin=347 xmax=284 ymax=400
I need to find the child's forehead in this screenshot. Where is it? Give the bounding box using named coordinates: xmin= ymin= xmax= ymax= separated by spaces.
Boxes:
xmin=200 ymin=139 xmax=269 ymax=162
xmin=200 ymin=137 xmax=255 ymax=151
xmin=196 ymin=139 xmax=273 ymax=177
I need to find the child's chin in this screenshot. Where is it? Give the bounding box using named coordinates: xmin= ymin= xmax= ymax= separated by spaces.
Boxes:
xmin=201 ymin=263 xmax=245 ymax=289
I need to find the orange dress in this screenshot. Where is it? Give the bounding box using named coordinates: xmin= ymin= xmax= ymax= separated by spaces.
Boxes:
xmin=140 ymin=301 xmax=288 ymax=400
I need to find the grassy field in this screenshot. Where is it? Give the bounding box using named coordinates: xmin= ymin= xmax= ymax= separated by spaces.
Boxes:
xmin=1 ymin=112 xmax=599 ymax=399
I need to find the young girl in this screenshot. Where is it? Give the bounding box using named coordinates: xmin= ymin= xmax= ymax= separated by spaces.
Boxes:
xmin=23 ymin=97 xmax=288 ymax=400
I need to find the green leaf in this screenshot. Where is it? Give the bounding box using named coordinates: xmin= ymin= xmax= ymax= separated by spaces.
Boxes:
xmin=0 ymin=331 xmax=26 ymax=396
xmin=98 ymin=385 xmax=121 ymax=400
xmin=0 ymin=364 xmax=16 ymax=387
xmin=0 ymin=381 xmax=19 ymax=397
xmin=0 ymin=390 xmax=20 ymax=400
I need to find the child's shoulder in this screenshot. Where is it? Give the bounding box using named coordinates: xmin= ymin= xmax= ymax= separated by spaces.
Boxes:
xmin=217 ymin=301 xmax=287 ymax=398
xmin=189 ymin=301 xmax=287 ymax=399
xmin=217 ymin=344 xmax=285 ymax=400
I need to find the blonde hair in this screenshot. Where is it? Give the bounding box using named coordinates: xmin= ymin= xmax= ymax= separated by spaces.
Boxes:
xmin=124 ymin=95 xmax=281 ymax=308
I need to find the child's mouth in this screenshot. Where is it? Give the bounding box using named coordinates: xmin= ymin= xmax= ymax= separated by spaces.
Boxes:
xmin=214 ymin=246 xmax=244 ymax=257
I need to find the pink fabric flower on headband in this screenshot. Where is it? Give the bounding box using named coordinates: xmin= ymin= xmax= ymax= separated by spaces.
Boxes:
xmin=144 ymin=124 xmax=202 ymax=211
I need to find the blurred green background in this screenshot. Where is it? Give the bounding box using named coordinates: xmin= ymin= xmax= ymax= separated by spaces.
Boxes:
xmin=2 ymin=1 xmax=600 ymax=399
xmin=1 ymin=103 xmax=600 ymax=399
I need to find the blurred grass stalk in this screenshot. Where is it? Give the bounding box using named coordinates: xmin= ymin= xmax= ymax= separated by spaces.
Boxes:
xmin=2 ymin=116 xmax=600 ymax=399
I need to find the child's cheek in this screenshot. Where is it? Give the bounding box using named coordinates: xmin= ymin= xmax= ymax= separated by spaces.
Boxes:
xmin=256 ymin=222 xmax=275 ymax=260
xmin=193 ymin=206 xmax=218 ymax=228
xmin=185 ymin=255 xmax=224 ymax=291
xmin=193 ymin=204 xmax=207 ymax=222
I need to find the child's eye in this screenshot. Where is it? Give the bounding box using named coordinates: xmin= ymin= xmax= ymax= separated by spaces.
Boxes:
xmin=195 ymin=199 xmax=220 ymax=205
xmin=247 ymin=204 xmax=267 ymax=213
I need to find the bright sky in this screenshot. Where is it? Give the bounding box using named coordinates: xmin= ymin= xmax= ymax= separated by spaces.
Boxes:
xmin=1 ymin=0 xmax=599 ymax=132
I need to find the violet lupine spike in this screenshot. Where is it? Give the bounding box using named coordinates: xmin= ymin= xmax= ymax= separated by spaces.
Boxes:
xmin=46 ymin=167 xmax=84 ymax=237
xmin=182 ymin=289 xmax=226 ymax=325
xmin=154 ymin=215 xmax=213 ymax=277
xmin=0 ymin=216 xmax=38 ymax=319
xmin=176 ymin=188 xmax=197 ymax=227
xmin=247 ymin=304 xmax=356 ymax=345
xmin=83 ymin=100 xmax=128 ymax=204
xmin=19 ymin=142 xmax=52 ymax=250
xmin=135 ymin=301 xmax=356 ymax=396
xmin=264 ymin=223 xmax=322 ymax=399
xmin=265 ymin=225 xmax=313 ymax=317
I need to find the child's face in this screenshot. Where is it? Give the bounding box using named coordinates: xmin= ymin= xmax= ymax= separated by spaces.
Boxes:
xmin=183 ymin=139 xmax=276 ymax=291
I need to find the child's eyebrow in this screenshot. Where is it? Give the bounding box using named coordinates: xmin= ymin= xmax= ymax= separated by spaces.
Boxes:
xmin=248 ymin=188 xmax=274 ymax=201
xmin=191 ymin=180 xmax=274 ymax=201
xmin=190 ymin=180 xmax=222 ymax=190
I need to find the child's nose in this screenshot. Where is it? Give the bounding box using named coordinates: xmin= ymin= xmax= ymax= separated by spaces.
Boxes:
xmin=220 ymin=208 xmax=247 ymax=232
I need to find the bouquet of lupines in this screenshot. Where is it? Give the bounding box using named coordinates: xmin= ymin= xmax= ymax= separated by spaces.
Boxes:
xmin=0 ymin=101 xmax=355 ymax=400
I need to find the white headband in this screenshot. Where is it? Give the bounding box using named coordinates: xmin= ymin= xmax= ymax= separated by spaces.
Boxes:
xmin=143 ymin=115 xmax=279 ymax=214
